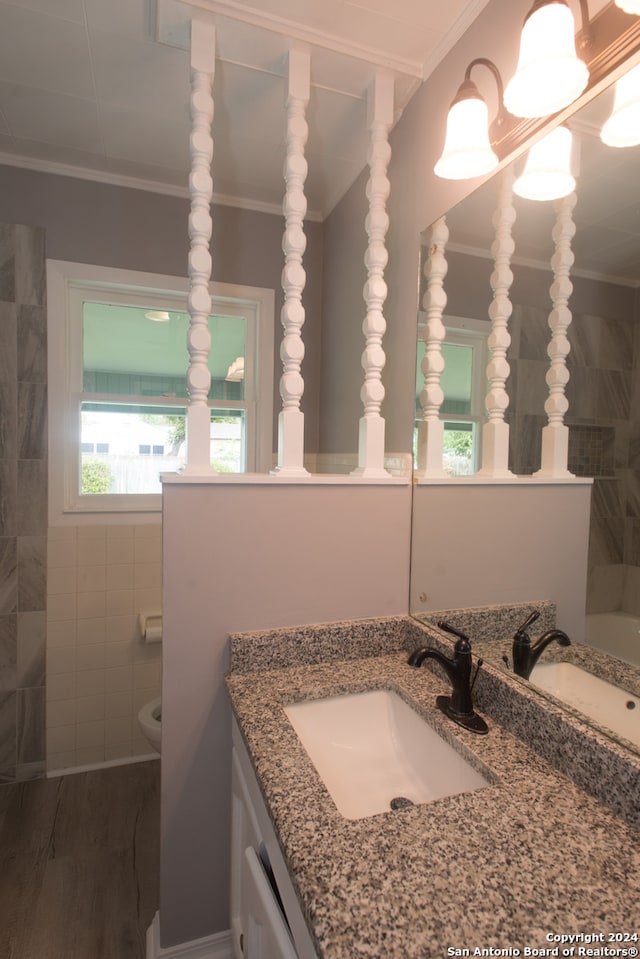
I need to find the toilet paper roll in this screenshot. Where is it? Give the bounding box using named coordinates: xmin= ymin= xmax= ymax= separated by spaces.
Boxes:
xmin=139 ymin=612 xmax=162 ymax=644
xmin=143 ymin=624 xmax=163 ymax=643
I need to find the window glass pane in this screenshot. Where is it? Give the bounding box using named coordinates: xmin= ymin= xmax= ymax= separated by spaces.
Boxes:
xmin=82 ymin=304 xmax=246 ymax=401
xmin=440 ymin=344 xmax=473 ymax=415
xmin=80 ymin=404 xmax=246 ymax=494
xmin=443 ymin=422 xmax=475 ymax=476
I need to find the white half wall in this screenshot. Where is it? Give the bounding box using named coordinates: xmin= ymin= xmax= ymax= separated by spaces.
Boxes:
xmin=159 ymin=480 xmax=412 ymax=948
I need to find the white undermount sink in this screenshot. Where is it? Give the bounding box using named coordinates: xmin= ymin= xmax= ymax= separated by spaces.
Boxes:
xmin=530 ymin=661 xmax=640 ymax=748
xmin=284 ymin=689 xmax=490 ymax=820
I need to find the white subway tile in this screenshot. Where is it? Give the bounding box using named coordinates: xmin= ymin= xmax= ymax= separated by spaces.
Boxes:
xmin=133 ymin=641 xmax=162 ymax=663
xmin=47 ymin=699 xmax=76 ymax=727
xmin=133 ymin=661 xmax=162 ymax=691
xmin=77 ymin=565 xmax=106 ymax=592
xmin=105 ymin=665 xmax=133 ymax=693
xmin=48 ymin=724 xmax=76 ymax=753
xmin=76 ymin=745 xmax=105 ymax=765
xmin=76 ymin=720 xmax=105 ymax=749
xmin=47 ymin=620 xmax=77 ymax=648
xmin=47 ymin=647 xmax=76 ymax=675
xmin=47 ymin=672 xmax=76 ymax=701
xmin=78 ymin=539 xmax=107 ymax=566
xmin=76 ymin=644 xmax=105 ymax=671
xmin=134 ymin=588 xmax=161 ymax=612
xmin=106 ymin=589 xmax=135 ymax=616
xmin=135 ymin=564 xmax=161 ymax=590
xmin=105 ymin=614 xmax=137 ymax=643
xmin=106 ymin=564 xmax=134 ymax=590
xmin=47 ymin=750 xmax=77 ymax=771
xmin=47 ymin=593 xmax=78 ymax=622
xmin=105 ymin=690 xmax=133 ymax=719
xmin=107 ymin=539 xmax=135 ymax=565
xmin=105 ymin=716 xmax=132 ymax=745
xmin=76 ymin=695 xmax=105 ymax=723
xmin=76 ymin=618 xmax=106 ymax=645
xmin=48 ymin=538 xmax=78 ymax=568
xmin=47 ymin=566 xmax=77 ymax=595
xmin=77 ymin=591 xmax=106 ymax=619
xmin=134 ymin=538 xmax=162 ymax=565
xmin=106 ymin=526 xmax=135 ymax=542
xmin=77 ymin=526 xmax=107 ymax=543
xmin=104 ymin=643 xmax=132 ymax=668
xmin=75 ymin=668 xmax=105 ymax=697
xmin=105 ymin=743 xmax=134 ymax=761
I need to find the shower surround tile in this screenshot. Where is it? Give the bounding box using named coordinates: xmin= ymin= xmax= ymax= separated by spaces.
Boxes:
xmin=0 ymin=221 xmax=48 ymax=783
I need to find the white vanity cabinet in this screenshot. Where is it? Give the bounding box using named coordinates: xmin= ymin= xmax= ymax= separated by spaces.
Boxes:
xmin=231 ymin=719 xmax=319 ymax=959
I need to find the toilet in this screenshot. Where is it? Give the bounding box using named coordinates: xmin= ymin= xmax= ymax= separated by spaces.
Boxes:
xmin=138 ymin=697 xmax=162 ymax=753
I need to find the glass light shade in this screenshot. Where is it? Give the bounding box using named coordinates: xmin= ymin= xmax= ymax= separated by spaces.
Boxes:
xmin=601 ymin=64 xmax=640 ymax=147
xmin=434 ymin=96 xmax=499 ymax=180
xmin=615 ymin=0 xmax=640 ymax=13
xmin=513 ymin=126 xmax=576 ymax=201
xmin=504 ymin=2 xmax=589 ymax=118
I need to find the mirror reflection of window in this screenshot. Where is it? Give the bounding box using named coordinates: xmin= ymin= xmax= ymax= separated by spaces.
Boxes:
xmin=414 ymin=319 xmax=488 ymax=475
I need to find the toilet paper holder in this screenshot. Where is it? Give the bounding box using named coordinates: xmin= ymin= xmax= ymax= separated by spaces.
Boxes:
xmin=139 ymin=611 xmax=163 ymax=644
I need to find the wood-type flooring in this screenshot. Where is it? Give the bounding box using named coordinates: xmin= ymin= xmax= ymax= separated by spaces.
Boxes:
xmin=0 ymin=760 xmax=160 ymax=959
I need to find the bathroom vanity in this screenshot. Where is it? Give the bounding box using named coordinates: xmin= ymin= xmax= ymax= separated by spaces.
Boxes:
xmin=226 ymin=612 xmax=640 ymax=959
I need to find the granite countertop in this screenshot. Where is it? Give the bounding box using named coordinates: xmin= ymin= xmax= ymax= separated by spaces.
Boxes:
xmin=226 ymin=624 xmax=640 ymax=959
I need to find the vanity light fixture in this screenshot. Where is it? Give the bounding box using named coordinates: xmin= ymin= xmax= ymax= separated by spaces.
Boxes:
xmin=503 ymin=0 xmax=589 ymax=118
xmin=434 ymin=58 xmax=504 ymax=180
xmin=512 ymin=126 xmax=576 ymax=200
xmin=614 ymin=0 xmax=640 ymax=14
xmin=144 ymin=310 xmax=171 ymax=322
xmin=600 ymin=62 xmax=640 ymax=146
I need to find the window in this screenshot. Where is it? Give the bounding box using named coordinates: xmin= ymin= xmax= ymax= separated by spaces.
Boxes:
xmin=48 ymin=261 xmax=274 ymax=520
xmin=415 ymin=316 xmax=488 ymax=475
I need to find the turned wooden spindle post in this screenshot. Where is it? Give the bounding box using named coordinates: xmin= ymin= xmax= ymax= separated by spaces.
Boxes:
xmin=272 ymin=49 xmax=310 ymax=476
xmin=536 ymin=192 xmax=577 ymax=478
xmin=185 ymin=19 xmax=216 ymax=474
xmin=352 ymin=73 xmax=394 ymax=477
xmin=478 ymin=166 xmax=516 ymax=478
xmin=415 ymin=216 xmax=449 ymax=479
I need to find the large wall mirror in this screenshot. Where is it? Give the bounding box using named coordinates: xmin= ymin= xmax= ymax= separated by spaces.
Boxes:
xmin=410 ymin=43 xmax=640 ymax=755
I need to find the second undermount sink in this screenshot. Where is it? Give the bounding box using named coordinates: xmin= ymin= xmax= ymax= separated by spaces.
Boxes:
xmin=530 ymin=661 xmax=640 ymax=748
xmin=283 ymin=689 xmax=490 ymax=820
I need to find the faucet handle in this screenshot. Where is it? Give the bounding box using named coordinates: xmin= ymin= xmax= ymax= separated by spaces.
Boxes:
xmin=436 ymin=620 xmax=470 ymax=643
xmin=515 ymin=609 xmax=540 ymax=637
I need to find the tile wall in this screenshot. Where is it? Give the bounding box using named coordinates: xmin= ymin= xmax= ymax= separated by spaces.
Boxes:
xmin=506 ymin=301 xmax=640 ymax=614
xmin=46 ymin=523 xmax=162 ymax=770
xmin=0 ymin=223 xmax=47 ymax=783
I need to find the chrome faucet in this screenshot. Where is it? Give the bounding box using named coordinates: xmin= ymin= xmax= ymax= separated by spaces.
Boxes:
xmin=511 ymin=610 xmax=571 ymax=680
xmin=408 ymin=621 xmax=488 ymax=734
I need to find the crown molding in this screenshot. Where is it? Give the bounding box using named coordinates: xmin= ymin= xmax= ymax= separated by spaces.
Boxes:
xmin=0 ymin=153 xmax=324 ymax=221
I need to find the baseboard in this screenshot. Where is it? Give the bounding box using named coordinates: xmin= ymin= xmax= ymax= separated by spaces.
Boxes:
xmin=146 ymin=913 xmax=233 ymax=959
xmin=47 ymin=753 xmax=159 ymax=779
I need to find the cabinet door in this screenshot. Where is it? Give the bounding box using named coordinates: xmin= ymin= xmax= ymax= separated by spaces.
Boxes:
xmin=240 ymin=846 xmax=298 ymax=959
xmin=231 ymin=749 xmax=263 ymax=957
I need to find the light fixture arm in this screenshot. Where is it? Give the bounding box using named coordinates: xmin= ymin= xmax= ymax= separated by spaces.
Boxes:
xmin=457 ymin=58 xmax=506 ymax=137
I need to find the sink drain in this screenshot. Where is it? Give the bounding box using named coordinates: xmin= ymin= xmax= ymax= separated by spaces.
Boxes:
xmin=390 ymin=796 xmax=414 ymax=811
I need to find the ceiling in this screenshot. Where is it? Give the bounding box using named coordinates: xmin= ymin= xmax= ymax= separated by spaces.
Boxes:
xmin=0 ymin=0 xmax=490 ymax=220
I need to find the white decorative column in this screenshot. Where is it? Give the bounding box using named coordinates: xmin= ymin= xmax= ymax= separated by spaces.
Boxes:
xmin=272 ymin=49 xmax=310 ymax=477
xmin=415 ymin=216 xmax=449 ymax=479
xmin=184 ymin=18 xmax=216 ymax=474
xmin=352 ymin=72 xmax=394 ymax=478
xmin=535 ymin=191 xmax=577 ymax=479
xmin=478 ymin=167 xmax=516 ymax=478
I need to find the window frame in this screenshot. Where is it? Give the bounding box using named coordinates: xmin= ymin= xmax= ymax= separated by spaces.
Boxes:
xmin=415 ymin=314 xmax=489 ymax=475
xmin=47 ymin=260 xmax=274 ymax=524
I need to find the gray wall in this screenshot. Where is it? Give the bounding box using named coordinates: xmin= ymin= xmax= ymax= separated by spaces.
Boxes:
xmin=410 ymin=483 xmax=591 ymax=638
xmin=160 ymin=481 xmax=412 ymax=947
xmin=0 ymin=223 xmax=47 ymax=782
xmin=0 ymin=166 xmax=325 ymax=453
xmin=318 ymin=0 xmax=536 ymax=457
